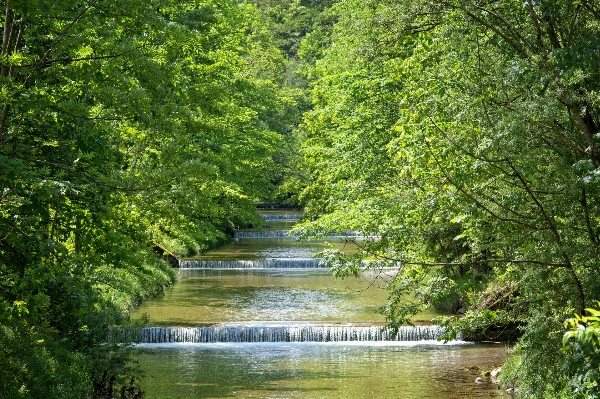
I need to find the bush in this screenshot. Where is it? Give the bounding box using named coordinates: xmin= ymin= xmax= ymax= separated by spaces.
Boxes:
xmin=562 ymin=305 xmax=600 ymax=399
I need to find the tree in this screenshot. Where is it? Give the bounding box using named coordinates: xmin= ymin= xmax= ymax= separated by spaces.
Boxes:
xmin=0 ymin=0 xmax=290 ymax=396
xmin=296 ymin=0 xmax=600 ymax=396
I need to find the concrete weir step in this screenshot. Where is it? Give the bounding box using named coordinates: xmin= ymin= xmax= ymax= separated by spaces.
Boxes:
xmin=259 ymin=213 xmax=302 ymax=221
xmin=139 ymin=324 xmax=448 ymax=343
xmin=178 ymin=258 xmax=323 ymax=269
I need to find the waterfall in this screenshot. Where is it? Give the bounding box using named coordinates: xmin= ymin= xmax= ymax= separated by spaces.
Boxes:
xmin=232 ymin=230 xmax=371 ymax=239
xmin=260 ymin=214 xmax=302 ymax=221
xmin=139 ymin=324 xmax=448 ymax=343
xmin=179 ymin=258 xmax=324 ymax=269
xmin=234 ymin=230 xmax=300 ymax=238
xmin=178 ymin=258 xmax=402 ymax=269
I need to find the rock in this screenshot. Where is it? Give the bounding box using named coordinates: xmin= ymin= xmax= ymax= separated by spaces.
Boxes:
xmin=475 ymin=377 xmax=484 ymax=384
xmin=490 ymin=367 xmax=501 ymax=383
xmin=457 ymin=307 xmax=466 ymax=314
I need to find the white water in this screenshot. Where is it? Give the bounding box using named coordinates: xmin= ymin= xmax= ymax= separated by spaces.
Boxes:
xmin=260 ymin=213 xmax=302 ymax=221
xmin=232 ymin=230 xmax=370 ymax=238
xmin=179 ymin=258 xmax=324 ymax=269
xmin=139 ymin=324 xmax=449 ymax=343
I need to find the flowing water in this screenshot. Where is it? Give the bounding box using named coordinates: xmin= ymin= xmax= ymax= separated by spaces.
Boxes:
xmin=133 ymin=211 xmax=510 ymax=398
xmin=182 ymin=238 xmax=359 ymax=261
xmin=136 ymin=342 xmax=508 ymax=399
xmin=131 ymin=269 xmax=431 ymax=325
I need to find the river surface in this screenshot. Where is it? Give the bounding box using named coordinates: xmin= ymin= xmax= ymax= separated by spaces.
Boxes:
xmin=132 ymin=211 xmax=511 ymax=398
xmin=131 ymin=269 xmax=442 ymax=325
xmin=136 ymin=342 xmax=509 ymax=399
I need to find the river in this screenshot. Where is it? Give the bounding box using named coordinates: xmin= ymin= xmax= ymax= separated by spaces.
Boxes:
xmin=131 ymin=210 xmax=510 ymax=398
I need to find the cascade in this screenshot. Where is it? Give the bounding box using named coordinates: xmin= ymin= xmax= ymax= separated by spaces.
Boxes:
xmin=234 ymin=230 xmax=300 ymax=238
xmin=139 ymin=324 xmax=448 ymax=343
xmin=179 ymin=258 xmax=324 ymax=269
xmin=260 ymin=213 xmax=302 ymax=221
xmin=142 ymin=210 xmax=446 ymax=345
xmin=232 ymin=230 xmax=369 ymax=239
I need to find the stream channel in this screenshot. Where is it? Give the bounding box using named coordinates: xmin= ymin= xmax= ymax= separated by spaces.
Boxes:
xmin=132 ymin=210 xmax=511 ymax=398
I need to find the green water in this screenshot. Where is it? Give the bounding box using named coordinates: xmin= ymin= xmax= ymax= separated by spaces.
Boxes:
xmin=241 ymin=219 xmax=299 ymax=231
xmin=136 ymin=342 xmax=509 ymax=399
xmin=185 ymin=238 xmax=359 ymax=261
xmin=132 ymin=269 xmax=443 ymax=326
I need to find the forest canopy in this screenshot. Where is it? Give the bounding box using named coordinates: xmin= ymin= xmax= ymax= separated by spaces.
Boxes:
xmin=0 ymin=0 xmax=300 ymax=397
xmin=295 ymin=0 xmax=600 ymax=397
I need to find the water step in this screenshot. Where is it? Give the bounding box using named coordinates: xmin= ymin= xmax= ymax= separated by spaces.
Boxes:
xmin=139 ymin=325 xmax=447 ymax=343
xmin=178 ymin=259 xmax=400 ymax=269
xmin=233 ymin=230 xmax=369 ymax=239
xmin=234 ymin=230 xmax=299 ymax=238
xmin=260 ymin=214 xmax=302 ymax=221
xmin=179 ymin=258 xmax=324 ymax=269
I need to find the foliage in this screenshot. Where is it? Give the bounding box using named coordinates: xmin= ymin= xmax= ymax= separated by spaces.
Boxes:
xmin=562 ymin=305 xmax=600 ymax=399
xmin=0 ymin=0 xmax=293 ymax=397
xmin=248 ymin=0 xmax=334 ymax=58
xmin=435 ymin=310 xmax=511 ymax=341
xmin=246 ymin=0 xmax=337 ymax=207
xmin=294 ymin=0 xmax=600 ymax=396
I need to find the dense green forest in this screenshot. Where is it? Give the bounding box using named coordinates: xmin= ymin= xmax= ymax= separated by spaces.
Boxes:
xmin=0 ymin=0 xmax=302 ymax=397
xmin=294 ymin=1 xmax=600 ymax=398
xmin=1 ymin=0 xmax=600 ymax=398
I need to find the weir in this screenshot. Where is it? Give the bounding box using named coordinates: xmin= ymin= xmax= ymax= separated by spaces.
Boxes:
xmin=232 ymin=230 xmax=368 ymax=239
xmin=234 ymin=230 xmax=300 ymax=238
xmin=139 ymin=324 xmax=447 ymax=343
xmin=132 ymin=210 xmax=498 ymax=399
xmin=260 ymin=214 xmax=302 ymax=221
xmin=179 ymin=258 xmax=324 ymax=269
xmin=178 ymin=258 xmax=400 ymax=269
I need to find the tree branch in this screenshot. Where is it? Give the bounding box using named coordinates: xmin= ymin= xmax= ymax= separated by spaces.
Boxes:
xmin=14 ymin=53 xmax=126 ymax=68
xmin=506 ymin=160 xmax=586 ymax=315
xmin=24 ymin=0 xmax=100 ymax=85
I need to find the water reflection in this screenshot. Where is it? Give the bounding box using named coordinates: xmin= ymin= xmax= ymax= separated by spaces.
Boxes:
xmin=132 ymin=269 xmax=439 ymax=325
xmin=136 ymin=342 xmax=510 ymax=399
xmin=132 ymin=270 xmax=401 ymax=325
xmin=186 ymin=238 xmax=359 ymax=261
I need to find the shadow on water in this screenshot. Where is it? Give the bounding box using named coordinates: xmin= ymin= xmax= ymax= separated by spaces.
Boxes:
xmin=135 ymin=343 xmax=511 ymax=399
xmin=131 ymin=270 xmax=400 ymax=325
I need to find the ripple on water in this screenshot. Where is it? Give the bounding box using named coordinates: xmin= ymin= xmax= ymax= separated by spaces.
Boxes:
xmin=135 ymin=342 xmax=510 ymax=399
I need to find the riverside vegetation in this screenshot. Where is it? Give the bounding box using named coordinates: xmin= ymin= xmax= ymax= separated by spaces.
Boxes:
xmin=1 ymin=1 xmax=600 ymax=398
xmin=0 ymin=0 xmax=301 ymax=397
xmin=293 ymin=1 xmax=600 ymax=397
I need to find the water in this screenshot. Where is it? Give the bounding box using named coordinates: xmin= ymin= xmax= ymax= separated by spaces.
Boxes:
xmin=133 ymin=210 xmax=510 ymax=398
xmin=178 ymin=258 xmax=324 ymax=269
xmin=139 ymin=324 xmax=445 ymax=343
xmin=260 ymin=213 xmax=303 ymax=220
xmin=136 ymin=342 xmax=509 ymax=399
xmin=234 ymin=230 xmax=301 ymax=238
xmin=130 ymin=269 xmax=416 ymax=325
xmin=183 ymin=238 xmax=358 ymax=261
